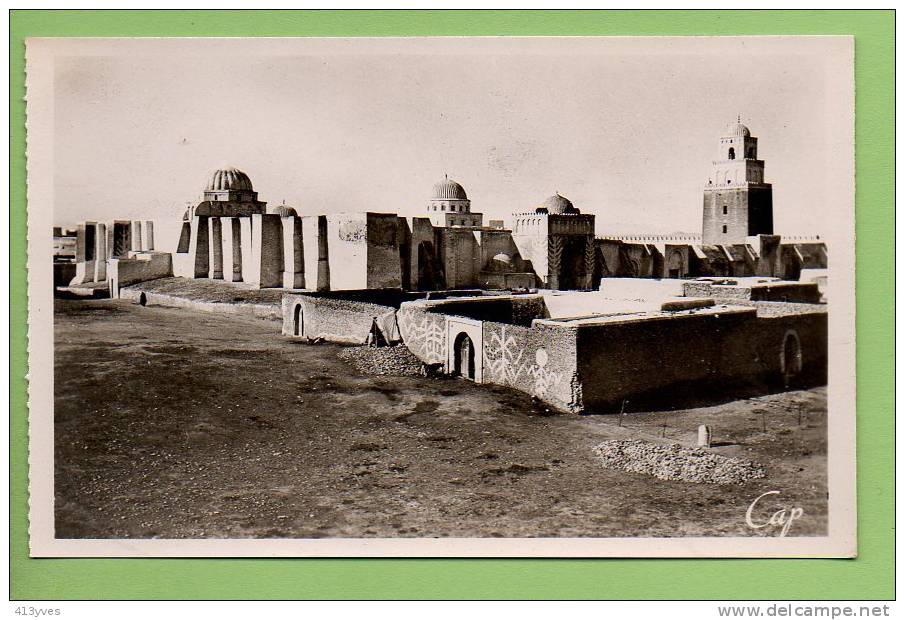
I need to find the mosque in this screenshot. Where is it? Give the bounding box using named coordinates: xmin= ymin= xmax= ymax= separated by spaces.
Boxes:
xmin=67 ymin=121 xmax=826 ymax=298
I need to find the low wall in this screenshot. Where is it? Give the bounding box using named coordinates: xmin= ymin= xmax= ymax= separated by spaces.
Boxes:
xmin=109 ymin=252 xmax=173 ymax=297
xmin=397 ymin=302 xmax=449 ymax=365
xmin=397 ymin=299 xmax=580 ymax=412
xmin=481 ymin=320 xmax=581 ymax=412
xmin=576 ymin=306 xmax=827 ymax=412
xmin=749 ymin=283 xmax=822 ymax=303
xmin=282 ymin=293 xmax=399 ymax=344
xmin=53 ymin=263 xmax=76 ymax=288
xmin=684 ymin=280 xmax=822 ymax=303
xmin=119 ymin=286 xmax=282 ymax=321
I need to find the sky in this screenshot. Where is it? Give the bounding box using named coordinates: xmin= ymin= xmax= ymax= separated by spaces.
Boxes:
xmin=51 ymin=37 xmax=852 ymax=236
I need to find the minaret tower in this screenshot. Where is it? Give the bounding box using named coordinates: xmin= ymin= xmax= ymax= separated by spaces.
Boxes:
xmin=702 ymin=119 xmax=774 ymax=244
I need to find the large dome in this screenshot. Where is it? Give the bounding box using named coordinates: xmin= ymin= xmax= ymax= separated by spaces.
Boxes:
xmin=431 ymin=177 xmax=468 ymax=201
xmin=206 ymin=167 xmax=254 ymax=192
xmin=537 ymin=193 xmax=579 ymax=215
xmin=726 ymin=122 xmax=750 ymax=138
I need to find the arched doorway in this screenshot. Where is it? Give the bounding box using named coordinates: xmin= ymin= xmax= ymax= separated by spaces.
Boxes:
xmin=667 ymin=250 xmax=684 ymax=278
xmin=293 ymin=304 xmax=303 ymax=337
xmin=780 ymin=330 xmax=803 ymax=386
xmin=453 ymin=332 xmax=475 ymax=380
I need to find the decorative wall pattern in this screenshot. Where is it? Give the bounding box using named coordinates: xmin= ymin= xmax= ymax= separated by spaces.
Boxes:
xmin=584 ymin=236 xmax=595 ymax=284
xmin=396 ymin=306 xmax=447 ymax=365
xmin=548 ymin=235 xmax=563 ymax=275
xmin=482 ymin=321 xmax=579 ymax=411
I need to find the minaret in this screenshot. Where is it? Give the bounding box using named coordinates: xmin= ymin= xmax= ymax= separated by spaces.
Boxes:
xmin=702 ymin=119 xmax=774 ymax=244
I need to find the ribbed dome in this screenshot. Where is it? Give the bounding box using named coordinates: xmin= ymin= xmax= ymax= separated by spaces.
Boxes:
xmin=537 ymin=193 xmax=578 ymax=215
xmin=726 ymin=122 xmax=750 ymax=137
xmin=431 ymin=177 xmax=468 ymax=201
xmin=267 ymin=204 xmax=298 ymax=217
xmin=487 ymin=253 xmax=513 ymax=272
xmin=206 ymin=167 xmax=254 ymax=192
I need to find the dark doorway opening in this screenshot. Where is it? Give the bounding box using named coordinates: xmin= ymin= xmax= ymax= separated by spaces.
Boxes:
xmin=781 ymin=332 xmax=803 ymax=386
xmin=138 ymin=293 xmax=148 ymax=307
xmin=84 ymin=226 xmax=96 ymax=261
xmin=453 ymin=332 xmax=475 ymax=380
xmin=293 ymin=304 xmax=303 ymax=336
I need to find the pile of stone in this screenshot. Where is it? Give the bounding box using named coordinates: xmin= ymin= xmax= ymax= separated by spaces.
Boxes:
xmin=338 ymin=345 xmax=426 ymax=377
xmin=592 ymin=439 xmax=765 ymax=485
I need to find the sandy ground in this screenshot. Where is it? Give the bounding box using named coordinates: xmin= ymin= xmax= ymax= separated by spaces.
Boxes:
xmin=54 ymin=299 xmax=827 ymax=539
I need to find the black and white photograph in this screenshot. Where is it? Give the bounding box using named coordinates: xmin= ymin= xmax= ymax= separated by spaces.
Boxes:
xmin=26 ymin=36 xmax=855 ymax=557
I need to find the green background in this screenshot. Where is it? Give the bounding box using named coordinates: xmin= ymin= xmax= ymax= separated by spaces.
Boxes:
xmin=10 ymin=10 xmax=894 ymax=600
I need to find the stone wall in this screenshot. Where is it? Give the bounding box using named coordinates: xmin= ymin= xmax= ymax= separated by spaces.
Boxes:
xmin=119 ymin=287 xmax=281 ymax=321
xmin=397 ymin=302 xmax=449 ymax=365
xmin=53 ymin=263 xmax=76 ymax=288
xmin=575 ymin=306 xmax=826 ymax=412
xmin=481 ymin=320 xmax=581 ymax=412
xmin=396 ymin=298 xmax=580 ymax=412
xmin=683 ymin=280 xmax=822 ymax=303
xmin=107 ymin=253 xmax=173 ymax=298
xmin=281 ymin=293 xmax=400 ymax=344
xmin=594 ymin=236 xmax=825 ymax=283
xmin=366 ymin=214 xmax=403 ymax=289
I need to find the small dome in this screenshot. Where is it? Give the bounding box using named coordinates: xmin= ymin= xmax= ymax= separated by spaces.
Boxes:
xmin=487 ymin=253 xmax=514 ymax=272
xmin=206 ymin=167 xmax=254 ymax=192
xmin=431 ymin=177 xmax=468 ymax=201
xmin=726 ymin=122 xmax=750 ymax=138
xmin=537 ymin=193 xmax=578 ymax=215
xmin=267 ymin=204 xmax=298 ymax=217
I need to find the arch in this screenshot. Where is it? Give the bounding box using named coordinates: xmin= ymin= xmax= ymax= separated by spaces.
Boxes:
xmin=453 ymin=332 xmax=475 ymax=380
xmin=138 ymin=292 xmax=148 ymax=307
xmin=292 ymin=303 xmax=304 ymax=337
xmin=667 ymin=250 xmax=684 ymax=278
xmin=728 ymin=147 xmax=735 ymax=160
xmin=780 ymin=330 xmax=803 ymax=385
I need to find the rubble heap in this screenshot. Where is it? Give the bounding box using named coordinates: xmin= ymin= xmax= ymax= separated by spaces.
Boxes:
xmin=338 ymin=345 xmax=426 ymax=377
xmin=592 ymin=439 xmax=766 ymax=485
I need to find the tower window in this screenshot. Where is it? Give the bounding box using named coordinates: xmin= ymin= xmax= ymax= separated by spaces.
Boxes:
xmin=728 ymin=147 xmax=735 ymax=160
xmin=722 ymin=225 xmax=728 ymax=234
xmin=723 ymin=205 xmax=728 ymax=215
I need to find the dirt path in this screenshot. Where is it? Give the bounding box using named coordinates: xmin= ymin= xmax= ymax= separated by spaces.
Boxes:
xmin=54 ymin=299 xmax=827 ymax=539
